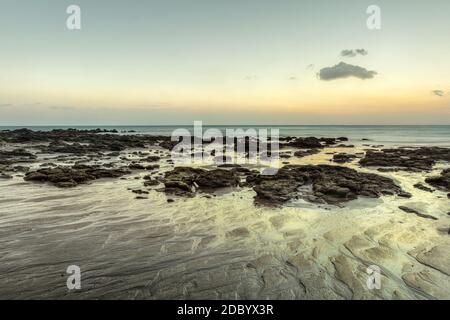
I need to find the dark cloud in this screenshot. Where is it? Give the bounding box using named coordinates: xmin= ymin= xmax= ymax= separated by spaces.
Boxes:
xmin=340 ymin=49 xmax=368 ymax=57
xmin=341 ymin=49 xmax=356 ymax=57
xmin=319 ymin=62 xmax=377 ymax=81
xmin=356 ymin=49 xmax=368 ymax=56
xmin=432 ymin=90 xmax=445 ymax=97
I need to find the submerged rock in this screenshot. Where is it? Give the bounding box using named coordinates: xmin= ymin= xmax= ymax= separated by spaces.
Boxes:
xmin=247 ymin=164 xmax=403 ymax=206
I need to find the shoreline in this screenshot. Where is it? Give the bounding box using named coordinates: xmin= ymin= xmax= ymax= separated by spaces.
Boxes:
xmin=0 ymin=128 xmax=449 ymax=299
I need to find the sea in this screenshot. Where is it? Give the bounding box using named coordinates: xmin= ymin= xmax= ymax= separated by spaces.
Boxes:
xmin=1 ymin=125 xmax=450 ymax=147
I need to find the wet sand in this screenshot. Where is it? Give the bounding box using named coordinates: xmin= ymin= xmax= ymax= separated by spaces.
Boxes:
xmin=0 ymin=135 xmax=449 ymax=299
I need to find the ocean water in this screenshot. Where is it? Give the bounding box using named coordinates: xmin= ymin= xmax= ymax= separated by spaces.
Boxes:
xmin=1 ymin=125 xmax=449 ymax=299
xmin=1 ymin=125 xmax=450 ymax=147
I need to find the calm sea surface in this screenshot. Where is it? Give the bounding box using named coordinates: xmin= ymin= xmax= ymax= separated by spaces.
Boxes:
xmin=1 ymin=125 xmax=449 ymax=147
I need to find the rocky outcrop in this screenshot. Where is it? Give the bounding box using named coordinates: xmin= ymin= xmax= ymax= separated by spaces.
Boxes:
xmin=425 ymin=169 xmax=450 ymax=192
xmin=0 ymin=128 xmax=170 ymax=154
xmin=332 ymin=153 xmax=357 ymax=163
xmin=293 ymin=149 xmax=320 ymax=158
xmin=162 ymin=167 xmax=240 ymax=197
xmin=359 ymin=147 xmax=450 ymax=171
xmin=282 ymin=137 xmax=324 ymax=149
xmin=413 ymin=183 xmax=434 ymax=192
xmin=24 ymin=165 xmax=131 ymax=188
xmin=0 ymin=149 xmax=36 ymax=165
xmin=246 ymin=164 xmax=404 ymax=206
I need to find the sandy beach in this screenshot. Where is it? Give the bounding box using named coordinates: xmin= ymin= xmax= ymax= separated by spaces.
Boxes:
xmin=0 ymin=128 xmax=449 ymax=299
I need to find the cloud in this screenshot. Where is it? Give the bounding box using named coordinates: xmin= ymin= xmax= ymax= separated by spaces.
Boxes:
xmin=432 ymin=90 xmax=445 ymax=97
xmin=288 ymin=76 xmax=298 ymax=81
xmin=340 ymin=49 xmax=368 ymax=57
xmin=319 ymin=62 xmax=377 ymax=81
xmin=244 ymin=75 xmax=259 ymax=81
xmin=341 ymin=49 xmax=356 ymax=57
xmin=355 ymin=49 xmax=368 ymax=56
xmin=48 ymin=106 xmax=74 ymax=110
xmin=0 ymin=104 xmax=11 ymax=108
xmin=306 ymin=64 xmax=315 ymax=70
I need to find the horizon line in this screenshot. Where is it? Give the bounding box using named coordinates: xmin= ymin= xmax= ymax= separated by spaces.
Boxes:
xmin=1 ymin=124 xmax=450 ymax=127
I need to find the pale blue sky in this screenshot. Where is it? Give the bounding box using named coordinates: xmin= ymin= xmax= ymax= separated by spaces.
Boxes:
xmin=0 ymin=0 xmax=449 ymax=125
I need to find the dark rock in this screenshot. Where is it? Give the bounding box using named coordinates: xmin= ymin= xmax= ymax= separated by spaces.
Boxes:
xmin=247 ymin=164 xmax=403 ymax=206
xmin=24 ymin=165 xmax=130 ymax=188
xmin=0 ymin=128 xmax=170 ymax=154
xmin=319 ymin=137 xmax=338 ymax=146
xmin=398 ymin=191 xmax=412 ymax=198
xmin=336 ymin=144 xmax=355 ymax=148
xmin=132 ymin=189 xmax=149 ymax=194
xmin=284 ymin=137 xmax=324 ymax=149
xmin=332 ymin=153 xmax=357 ymax=163
xmin=162 ymin=167 xmax=240 ymax=196
xmin=425 ymin=169 xmax=450 ymax=192
xmin=144 ymin=164 xmax=159 ymax=171
xmin=413 ymin=183 xmax=434 ymax=193
xmin=0 ymin=149 xmax=36 ymax=165
xmin=398 ymin=206 xmax=438 ymax=220
xmin=144 ymin=179 xmax=159 ymax=187
xmin=360 ymin=147 xmax=450 ymax=171
xmin=145 ymin=156 xmax=160 ymax=162
xmin=128 ymin=163 xmax=146 ymax=170
xmin=294 ymin=149 xmax=320 ymax=158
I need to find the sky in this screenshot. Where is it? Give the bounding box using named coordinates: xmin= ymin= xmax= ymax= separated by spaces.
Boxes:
xmin=0 ymin=0 xmax=449 ymax=125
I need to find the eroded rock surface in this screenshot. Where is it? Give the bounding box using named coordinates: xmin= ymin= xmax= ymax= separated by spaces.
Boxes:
xmin=332 ymin=153 xmax=357 ymax=164
xmin=359 ymin=147 xmax=450 ymax=171
xmin=24 ymin=165 xmax=131 ymax=187
xmin=0 ymin=128 xmax=170 ymax=154
xmin=247 ymin=165 xmax=403 ymax=206
xmin=162 ymin=167 xmax=241 ymax=196
xmin=425 ymin=169 xmax=450 ymax=192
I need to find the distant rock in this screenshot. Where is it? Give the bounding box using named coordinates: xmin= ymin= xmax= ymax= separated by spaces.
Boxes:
xmin=360 ymin=147 xmax=450 ymax=171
